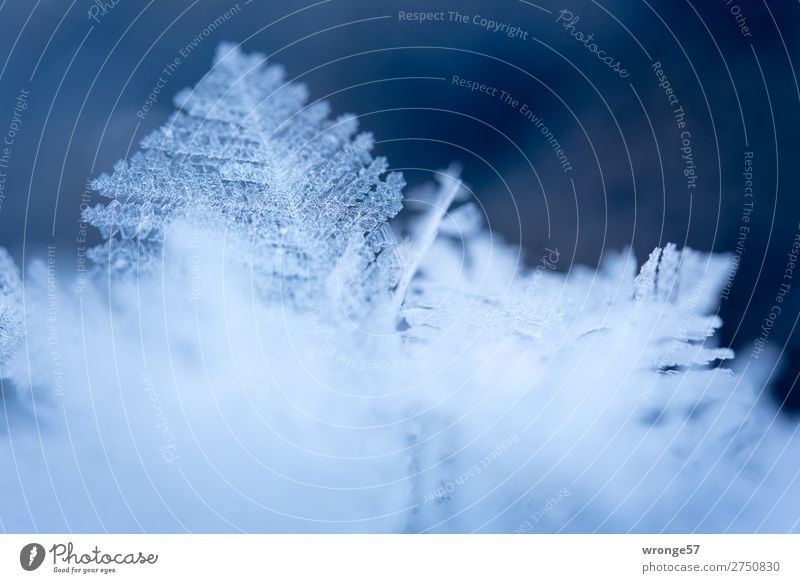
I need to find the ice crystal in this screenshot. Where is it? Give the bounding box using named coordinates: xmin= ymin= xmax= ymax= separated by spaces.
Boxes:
xmin=83 ymin=43 xmax=404 ymax=315
xmin=0 ymin=248 xmax=21 ymax=370
xmin=0 ymin=45 xmax=796 ymax=533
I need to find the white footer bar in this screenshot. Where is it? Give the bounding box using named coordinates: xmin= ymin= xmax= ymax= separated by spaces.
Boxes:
xmin=1 ymin=534 xmax=797 ymax=581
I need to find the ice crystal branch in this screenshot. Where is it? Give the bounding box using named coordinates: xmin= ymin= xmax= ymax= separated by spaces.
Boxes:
xmin=391 ymin=164 xmax=465 ymax=316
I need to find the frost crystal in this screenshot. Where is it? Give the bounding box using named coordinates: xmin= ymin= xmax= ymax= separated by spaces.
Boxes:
xmin=84 ymin=43 xmax=404 ymax=314
xmin=0 ymin=248 xmax=21 ymax=370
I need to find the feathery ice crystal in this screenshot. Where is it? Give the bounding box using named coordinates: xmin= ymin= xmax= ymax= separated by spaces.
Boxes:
xmin=84 ymin=43 xmax=405 ymax=317
xmin=0 ymin=45 xmax=796 ymax=533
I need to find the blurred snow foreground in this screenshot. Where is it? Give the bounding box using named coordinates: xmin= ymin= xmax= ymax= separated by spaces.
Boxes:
xmin=1 ymin=45 xmax=798 ymax=533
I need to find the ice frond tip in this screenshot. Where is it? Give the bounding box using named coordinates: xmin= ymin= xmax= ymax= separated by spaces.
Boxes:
xmin=83 ymin=44 xmax=406 ymax=319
